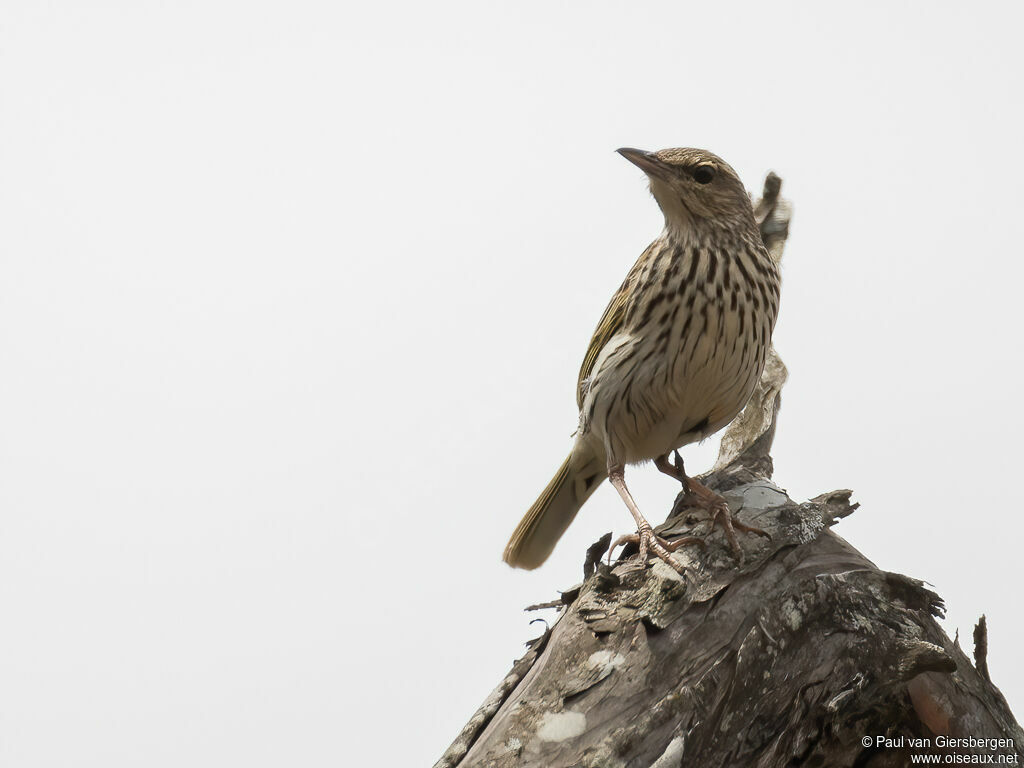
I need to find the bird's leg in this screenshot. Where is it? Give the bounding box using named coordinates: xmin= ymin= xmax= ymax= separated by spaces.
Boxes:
xmin=654 ymin=451 xmax=687 ymax=484
xmin=656 ymin=451 xmax=770 ymax=563
xmin=607 ymin=465 xmax=700 ymax=575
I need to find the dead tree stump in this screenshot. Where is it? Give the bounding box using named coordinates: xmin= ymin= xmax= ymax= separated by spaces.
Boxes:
xmin=435 ymin=174 xmax=1024 ymax=768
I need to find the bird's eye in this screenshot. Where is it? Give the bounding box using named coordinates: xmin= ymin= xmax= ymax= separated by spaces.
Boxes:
xmin=692 ymin=166 xmax=715 ymax=185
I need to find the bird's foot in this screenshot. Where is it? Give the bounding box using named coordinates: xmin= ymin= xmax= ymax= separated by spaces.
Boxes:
xmin=707 ymin=498 xmax=770 ymax=564
xmin=685 ymin=483 xmax=770 ymax=564
xmin=609 ymin=525 xmax=704 ymax=575
xmin=657 ymin=451 xmax=770 ymax=564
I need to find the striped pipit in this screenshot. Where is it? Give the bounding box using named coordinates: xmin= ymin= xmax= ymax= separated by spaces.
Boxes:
xmin=504 ymin=148 xmax=781 ymax=573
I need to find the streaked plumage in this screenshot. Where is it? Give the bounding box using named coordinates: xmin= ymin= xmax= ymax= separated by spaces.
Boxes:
xmin=504 ymin=147 xmax=781 ymax=571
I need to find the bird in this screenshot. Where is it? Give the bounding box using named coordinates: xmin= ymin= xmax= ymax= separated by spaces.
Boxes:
xmin=503 ymin=147 xmax=781 ymax=573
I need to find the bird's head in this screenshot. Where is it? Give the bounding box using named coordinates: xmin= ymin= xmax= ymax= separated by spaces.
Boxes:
xmin=617 ymin=147 xmax=753 ymax=233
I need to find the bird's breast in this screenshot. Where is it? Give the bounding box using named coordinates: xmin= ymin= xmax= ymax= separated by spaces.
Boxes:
xmin=581 ymin=238 xmax=778 ymax=464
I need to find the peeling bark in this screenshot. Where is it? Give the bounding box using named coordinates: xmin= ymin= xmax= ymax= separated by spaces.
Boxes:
xmin=435 ymin=175 xmax=1024 ymax=768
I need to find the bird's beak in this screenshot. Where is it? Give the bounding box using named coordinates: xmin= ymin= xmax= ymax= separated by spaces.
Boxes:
xmin=617 ymin=148 xmax=671 ymax=181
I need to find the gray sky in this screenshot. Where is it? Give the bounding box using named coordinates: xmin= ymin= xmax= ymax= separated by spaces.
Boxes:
xmin=2 ymin=2 xmax=1023 ymax=765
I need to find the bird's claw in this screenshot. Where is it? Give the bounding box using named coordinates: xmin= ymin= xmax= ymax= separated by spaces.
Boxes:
xmin=707 ymin=499 xmax=771 ymax=565
xmin=608 ymin=526 xmax=704 ymax=575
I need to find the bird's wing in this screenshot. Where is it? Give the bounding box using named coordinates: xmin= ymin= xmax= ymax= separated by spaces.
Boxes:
xmin=575 ymin=244 xmax=653 ymax=408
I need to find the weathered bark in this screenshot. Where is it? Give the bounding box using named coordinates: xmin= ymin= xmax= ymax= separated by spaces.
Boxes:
xmin=436 ymin=176 xmax=1024 ymax=768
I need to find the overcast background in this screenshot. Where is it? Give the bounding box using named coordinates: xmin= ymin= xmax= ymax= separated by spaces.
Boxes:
xmin=2 ymin=2 xmax=1023 ymax=766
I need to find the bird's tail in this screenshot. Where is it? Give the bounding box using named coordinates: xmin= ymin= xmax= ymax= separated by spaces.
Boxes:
xmin=503 ymin=450 xmax=606 ymax=570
